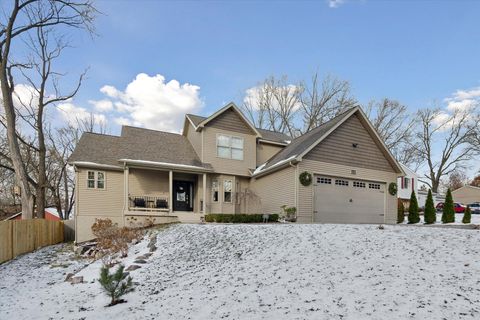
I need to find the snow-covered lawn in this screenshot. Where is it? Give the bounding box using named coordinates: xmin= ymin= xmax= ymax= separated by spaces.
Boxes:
xmin=1 ymin=224 xmax=480 ymax=319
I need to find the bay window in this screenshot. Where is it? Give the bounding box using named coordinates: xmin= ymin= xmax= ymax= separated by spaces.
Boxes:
xmin=224 ymin=180 xmax=232 ymax=203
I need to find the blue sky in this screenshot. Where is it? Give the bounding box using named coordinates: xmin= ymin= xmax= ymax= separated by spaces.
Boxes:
xmin=38 ymin=0 xmax=480 ymax=134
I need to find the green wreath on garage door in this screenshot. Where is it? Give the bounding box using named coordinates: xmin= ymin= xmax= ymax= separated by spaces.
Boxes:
xmin=299 ymin=171 xmax=312 ymax=186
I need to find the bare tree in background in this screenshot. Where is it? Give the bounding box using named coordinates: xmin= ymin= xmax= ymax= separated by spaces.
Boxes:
xmin=412 ymin=107 xmax=479 ymax=193
xmin=242 ymin=73 xmax=355 ymax=137
xmin=443 ymin=170 xmax=467 ymax=191
xmin=366 ymin=98 xmax=420 ymax=167
xmin=300 ymin=73 xmax=356 ymax=133
xmin=0 ymin=0 xmax=95 ymax=219
xmin=242 ymin=76 xmax=302 ymax=137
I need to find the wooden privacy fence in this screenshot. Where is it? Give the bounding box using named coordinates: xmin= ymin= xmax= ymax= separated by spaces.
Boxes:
xmin=0 ymin=219 xmax=64 ymax=264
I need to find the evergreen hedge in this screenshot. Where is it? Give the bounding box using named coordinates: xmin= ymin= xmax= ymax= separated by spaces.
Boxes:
xmin=462 ymin=206 xmax=471 ymax=224
xmin=442 ymin=188 xmax=455 ymax=223
xmin=408 ymin=190 xmax=420 ymax=224
xmin=424 ymin=189 xmax=436 ymax=224
xmin=205 ymin=213 xmax=279 ymax=223
xmin=397 ymin=201 xmax=405 ymax=224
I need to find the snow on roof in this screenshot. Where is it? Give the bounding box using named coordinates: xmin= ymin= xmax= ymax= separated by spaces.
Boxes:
xmin=253 ymin=155 xmax=297 ymax=176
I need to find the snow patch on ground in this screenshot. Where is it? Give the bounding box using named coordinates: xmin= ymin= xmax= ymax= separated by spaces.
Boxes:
xmin=1 ymin=224 xmax=480 ymax=319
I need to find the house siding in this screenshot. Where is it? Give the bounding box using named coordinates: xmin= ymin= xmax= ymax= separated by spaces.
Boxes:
xmin=129 ymin=168 xmax=169 ymax=197
xmin=452 ymin=186 xmax=480 ymax=204
xmin=256 ymin=142 xmax=284 ymax=166
xmin=304 ymin=114 xmax=395 ymax=173
xmin=202 ymin=127 xmax=256 ymax=176
xmin=185 ymin=121 xmax=202 ymax=159
xmin=206 ymin=108 xmax=256 ymax=135
xmin=249 ymin=166 xmax=296 ymax=215
xmin=75 ymin=168 xmax=125 ymax=242
xmin=296 ymin=159 xmax=398 ymax=224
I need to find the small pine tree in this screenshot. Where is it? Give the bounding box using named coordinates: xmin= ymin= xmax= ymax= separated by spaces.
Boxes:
xmin=442 ymin=188 xmax=455 ymax=223
xmin=98 ymin=264 xmax=134 ymax=306
xmin=397 ymin=201 xmax=405 ymax=224
xmin=462 ymin=206 xmax=471 ymax=224
xmin=424 ymin=189 xmax=436 ymax=224
xmin=408 ymin=190 xmax=420 ymax=224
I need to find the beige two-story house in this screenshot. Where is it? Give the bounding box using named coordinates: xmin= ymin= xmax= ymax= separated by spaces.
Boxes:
xmin=70 ymin=103 xmax=404 ymax=242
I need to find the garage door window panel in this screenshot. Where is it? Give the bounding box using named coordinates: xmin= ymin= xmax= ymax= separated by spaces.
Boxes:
xmin=353 ymin=181 xmax=366 ymax=188
xmin=335 ymin=179 xmax=349 ymax=186
xmin=317 ymin=177 xmax=332 ymax=184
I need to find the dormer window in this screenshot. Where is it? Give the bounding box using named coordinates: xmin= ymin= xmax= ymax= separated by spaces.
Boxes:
xmin=216 ymin=134 xmax=244 ymax=160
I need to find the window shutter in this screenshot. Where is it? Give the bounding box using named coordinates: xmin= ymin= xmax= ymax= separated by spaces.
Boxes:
xmin=411 ymin=178 xmax=414 ymax=190
xmin=401 ymin=177 xmax=404 ymax=189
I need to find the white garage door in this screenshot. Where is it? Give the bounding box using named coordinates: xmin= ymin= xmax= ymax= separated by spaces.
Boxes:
xmin=314 ymin=175 xmax=385 ymax=224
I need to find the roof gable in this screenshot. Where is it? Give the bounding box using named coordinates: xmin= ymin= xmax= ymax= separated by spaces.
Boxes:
xmin=304 ymin=113 xmax=396 ymax=172
xmin=197 ymin=103 xmax=261 ymax=137
xmin=254 ymin=107 xmax=404 ymax=176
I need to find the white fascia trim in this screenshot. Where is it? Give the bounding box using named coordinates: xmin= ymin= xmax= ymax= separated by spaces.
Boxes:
xmin=71 ymin=161 xmax=123 ymax=170
xmin=252 ymin=155 xmax=298 ymax=176
xmin=119 ymin=159 xmax=212 ymax=172
xmin=185 ymin=115 xmax=199 ymax=130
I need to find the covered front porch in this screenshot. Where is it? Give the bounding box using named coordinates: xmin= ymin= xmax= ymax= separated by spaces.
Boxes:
xmin=121 ymin=159 xmax=210 ymax=222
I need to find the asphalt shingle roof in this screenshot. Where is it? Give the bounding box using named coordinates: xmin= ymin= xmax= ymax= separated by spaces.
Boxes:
xmin=69 ymin=126 xmax=209 ymax=169
xmin=186 ymin=114 xmax=291 ymax=144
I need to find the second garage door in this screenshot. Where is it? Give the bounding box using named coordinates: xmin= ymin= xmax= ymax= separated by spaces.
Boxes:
xmin=313 ymin=175 xmax=385 ymax=224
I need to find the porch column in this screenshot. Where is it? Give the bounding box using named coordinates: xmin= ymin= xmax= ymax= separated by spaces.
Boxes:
xmin=124 ymin=166 xmax=129 ymax=211
xmin=203 ymin=173 xmax=207 ymax=213
xmin=169 ymin=170 xmax=173 ymax=214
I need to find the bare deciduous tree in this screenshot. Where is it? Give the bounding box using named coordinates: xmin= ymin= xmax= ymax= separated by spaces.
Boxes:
xmin=0 ymin=0 xmax=95 ymax=218
xmin=242 ymin=75 xmax=302 ymax=137
xmin=365 ymin=98 xmax=420 ymax=166
xmin=300 ymin=73 xmax=356 ymax=133
xmin=413 ymin=107 xmax=478 ymax=193
xmin=242 ymin=73 xmax=355 ymax=137
xmin=443 ymin=170 xmax=467 ymax=191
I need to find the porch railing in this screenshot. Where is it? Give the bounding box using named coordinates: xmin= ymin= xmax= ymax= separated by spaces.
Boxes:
xmin=129 ymin=195 xmax=169 ymax=212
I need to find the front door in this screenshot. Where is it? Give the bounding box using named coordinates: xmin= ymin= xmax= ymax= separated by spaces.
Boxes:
xmin=173 ymin=180 xmax=194 ymax=211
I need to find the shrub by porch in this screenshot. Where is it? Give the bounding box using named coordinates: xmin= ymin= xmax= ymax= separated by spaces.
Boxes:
xmin=205 ymin=213 xmax=279 ymax=223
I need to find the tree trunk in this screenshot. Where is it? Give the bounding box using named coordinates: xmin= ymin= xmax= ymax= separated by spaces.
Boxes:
xmin=0 ymin=69 xmax=35 ymax=219
xmin=35 ymin=104 xmax=46 ymax=218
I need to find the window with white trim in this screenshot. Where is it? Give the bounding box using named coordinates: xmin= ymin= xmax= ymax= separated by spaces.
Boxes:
xmin=369 ymin=183 xmax=381 ymax=190
xmin=217 ymin=135 xmax=244 ymax=160
xmin=224 ymin=180 xmax=232 ymax=203
xmin=212 ymin=180 xmax=219 ymax=202
xmin=317 ymin=177 xmax=332 ymax=184
xmin=335 ymin=179 xmax=349 ymax=186
xmin=403 ymin=177 xmax=410 ymax=189
xmin=353 ymin=181 xmax=366 ymax=188
xmin=87 ymin=171 xmax=105 ymax=189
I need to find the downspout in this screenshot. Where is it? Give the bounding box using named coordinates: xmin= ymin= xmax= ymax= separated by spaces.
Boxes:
xmin=289 ymin=161 xmax=298 ymax=215
xmin=74 ymin=165 xmax=79 ymax=244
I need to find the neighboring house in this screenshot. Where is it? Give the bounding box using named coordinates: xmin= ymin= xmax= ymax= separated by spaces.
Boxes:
xmin=452 ymin=185 xmax=480 ymax=205
xmin=4 ymin=207 xmax=62 ymax=221
xmin=70 ymin=103 xmax=404 ymax=242
xmin=397 ymin=164 xmax=418 ymax=207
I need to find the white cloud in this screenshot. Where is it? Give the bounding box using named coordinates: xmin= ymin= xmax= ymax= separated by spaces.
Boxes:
xmin=451 ymin=87 xmax=480 ymax=101
xmin=114 ymin=117 xmax=132 ymax=126
xmin=57 ymin=101 xmax=107 ymax=128
xmin=89 ymin=99 xmax=114 ymax=112
xmin=328 ymin=0 xmax=345 ymax=8
xmin=444 ymin=86 xmax=480 ymax=112
xmin=98 ymin=73 xmax=203 ymax=132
